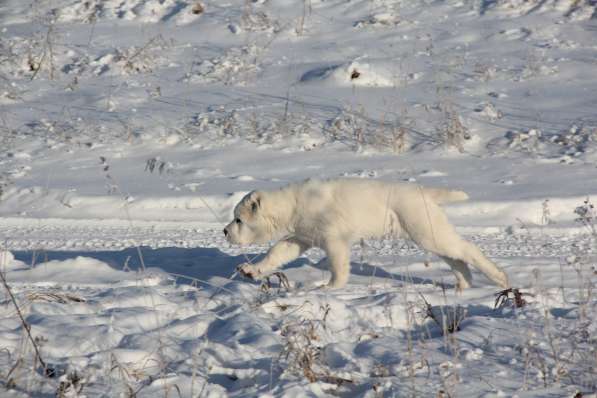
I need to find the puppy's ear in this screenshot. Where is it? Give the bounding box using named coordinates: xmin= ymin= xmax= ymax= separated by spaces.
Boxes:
xmin=249 ymin=191 xmax=261 ymax=213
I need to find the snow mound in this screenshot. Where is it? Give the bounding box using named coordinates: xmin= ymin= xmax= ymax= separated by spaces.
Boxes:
xmin=300 ymin=59 xmax=404 ymax=88
xmin=483 ymin=0 xmax=596 ymax=20
xmin=0 ymin=250 xmax=28 ymax=271
xmin=58 ymin=0 xmax=204 ymax=24
xmin=6 ymin=256 xmax=166 ymax=286
xmin=445 ymin=194 xmax=597 ymax=226
xmin=488 ymin=125 xmax=597 ymax=162
xmin=354 ymin=12 xmax=400 ymax=28
xmin=184 ymin=45 xmax=262 ymax=86
xmin=0 ymin=186 xmax=245 ymax=222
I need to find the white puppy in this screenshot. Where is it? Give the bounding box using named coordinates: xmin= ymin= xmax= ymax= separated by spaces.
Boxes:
xmin=224 ymin=178 xmax=509 ymax=290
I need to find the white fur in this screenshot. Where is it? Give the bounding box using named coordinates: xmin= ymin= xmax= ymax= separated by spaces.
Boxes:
xmin=224 ymin=178 xmax=509 ymax=290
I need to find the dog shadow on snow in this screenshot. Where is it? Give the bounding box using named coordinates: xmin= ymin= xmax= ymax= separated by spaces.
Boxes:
xmin=286 ymin=257 xmax=449 ymax=288
xmin=12 ymin=246 xmax=446 ymax=288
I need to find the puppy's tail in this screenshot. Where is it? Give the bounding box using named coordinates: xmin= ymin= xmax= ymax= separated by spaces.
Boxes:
xmin=424 ymin=187 xmax=469 ymax=204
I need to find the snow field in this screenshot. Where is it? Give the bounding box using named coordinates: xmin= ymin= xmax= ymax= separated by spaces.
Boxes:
xmin=1 ymin=216 xmax=596 ymax=396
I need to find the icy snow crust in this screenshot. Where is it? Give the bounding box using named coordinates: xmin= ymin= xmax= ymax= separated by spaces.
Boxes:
xmin=1 ymin=0 xmax=597 ymax=396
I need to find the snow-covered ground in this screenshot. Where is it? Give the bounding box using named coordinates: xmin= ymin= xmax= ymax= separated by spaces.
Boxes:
xmin=1 ymin=0 xmax=597 ymax=396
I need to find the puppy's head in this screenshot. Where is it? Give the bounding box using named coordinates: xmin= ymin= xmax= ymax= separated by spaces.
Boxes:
xmin=224 ymin=191 xmax=272 ymax=245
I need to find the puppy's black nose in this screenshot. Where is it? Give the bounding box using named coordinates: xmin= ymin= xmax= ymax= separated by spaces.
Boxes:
xmin=223 ymin=228 xmax=228 ymax=236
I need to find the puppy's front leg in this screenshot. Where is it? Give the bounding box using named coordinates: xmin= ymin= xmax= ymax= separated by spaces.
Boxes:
xmin=237 ymin=238 xmax=310 ymax=280
xmin=324 ymin=239 xmax=351 ymax=288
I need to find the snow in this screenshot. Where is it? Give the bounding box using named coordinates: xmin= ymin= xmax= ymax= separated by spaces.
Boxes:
xmin=1 ymin=0 xmax=597 ymax=396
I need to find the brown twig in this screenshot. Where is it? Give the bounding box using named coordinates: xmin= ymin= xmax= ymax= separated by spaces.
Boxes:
xmin=494 ymin=288 xmax=533 ymax=309
xmin=260 ymin=271 xmax=291 ymax=293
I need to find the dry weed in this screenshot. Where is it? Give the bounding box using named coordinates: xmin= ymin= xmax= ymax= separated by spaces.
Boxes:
xmin=26 ymin=291 xmax=85 ymax=304
xmin=280 ymin=318 xmax=352 ymax=386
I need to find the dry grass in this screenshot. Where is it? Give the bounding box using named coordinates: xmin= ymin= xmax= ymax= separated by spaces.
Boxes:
xmin=437 ymin=103 xmax=470 ymax=152
xmin=280 ymin=318 xmax=352 ymax=386
xmin=0 ymin=269 xmax=48 ymax=377
xmin=420 ymin=293 xmax=465 ymax=335
xmin=56 ymin=370 xmax=85 ymax=397
xmin=26 ymin=291 xmax=85 ymax=304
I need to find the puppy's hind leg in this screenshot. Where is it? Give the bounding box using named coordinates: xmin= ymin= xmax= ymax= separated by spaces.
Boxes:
xmin=421 ymin=233 xmax=509 ymax=288
xmin=456 ymin=240 xmax=509 ymax=288
xmin=402 ymin=201 xmax=509 ymax=289
xmin=428 ymin=237 xmax=509 ymax=288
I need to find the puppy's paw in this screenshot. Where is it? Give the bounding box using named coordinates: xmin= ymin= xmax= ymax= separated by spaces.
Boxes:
xmin=325 ymin=279 xmax=347 ymax=289
xmin=237 ymin=263 xmax=263 ymax=280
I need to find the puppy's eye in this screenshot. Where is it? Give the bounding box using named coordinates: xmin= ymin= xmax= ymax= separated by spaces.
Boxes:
xmin=235 ymin=218 xmax=242 ymax=225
